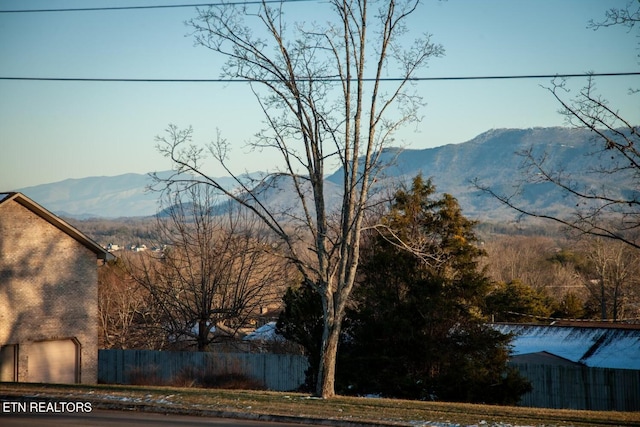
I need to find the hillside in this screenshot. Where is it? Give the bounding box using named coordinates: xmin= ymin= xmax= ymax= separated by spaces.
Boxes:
xmin=15 ymin=127 xmax=628 ymax=220
xmin=16 ymin=173 xmax=161 ymax=219
xmin=339 ymin=126 xmax=618 ymax=220
xmin=16 ymin=171 xmax=250 ymax=219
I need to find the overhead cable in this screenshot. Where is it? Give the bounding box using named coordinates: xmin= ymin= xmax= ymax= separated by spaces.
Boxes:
xmin=0 ymin=72 xmax=638 ymax=83
xmin=0 ymin=0 xmax=314 ymax=13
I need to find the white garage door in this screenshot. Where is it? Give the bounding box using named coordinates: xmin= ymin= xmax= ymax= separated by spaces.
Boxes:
xmin=28 ymin=339 xmax=78 ymax=383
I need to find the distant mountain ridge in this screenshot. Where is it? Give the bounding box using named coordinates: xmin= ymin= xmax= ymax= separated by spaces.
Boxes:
xmin=16 ymin=172 xmax=162 ymax=219
xmin=343 ymin=126 xmax=618 ymax=220
xmin=16 ymin=171 xmax=251 ymax=219
xmin=15 ymin=127 xmax=628 ymax=220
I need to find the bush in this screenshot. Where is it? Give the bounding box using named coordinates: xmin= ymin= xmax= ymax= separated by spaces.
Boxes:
xmin=174 ymin=365 xmax=266 ymax=390
xmin=123 ymin=364 xmax=266 ymax=390
xmin=127 ymin=365 xmax=164 ymax=386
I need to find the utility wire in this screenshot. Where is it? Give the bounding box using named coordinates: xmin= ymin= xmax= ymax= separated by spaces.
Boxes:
xmin=0 ymin=0 xmax=314 ymax=13
xmin=0 ymin=72 xmax=638 ymax=83
xmin=504 ymin=311 xmax=640 ymax=323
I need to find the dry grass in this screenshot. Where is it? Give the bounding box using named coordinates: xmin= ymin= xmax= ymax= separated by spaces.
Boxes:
xmin=1 ymin=383 xmax=639 ymax=426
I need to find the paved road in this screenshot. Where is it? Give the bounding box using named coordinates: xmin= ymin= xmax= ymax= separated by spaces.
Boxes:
xmin=0 ymin=409 xmax=313 ymax=427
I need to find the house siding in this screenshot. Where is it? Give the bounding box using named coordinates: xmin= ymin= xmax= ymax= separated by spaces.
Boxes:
xmin=0 ymin=200 xmax=99 ymax=383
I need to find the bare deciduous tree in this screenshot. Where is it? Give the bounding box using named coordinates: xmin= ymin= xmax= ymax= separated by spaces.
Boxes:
xmin=98 ymin=259 xmax=153 ymax=349
xmin=482 ymin=235 xmax=583 ymax=293
xmin=588 ymin=0 xmax=640 ymax=32
xmin=474 ymin=3 xmax=639 ymax=249
xmin=127 ymin=185 xmax=289 ymax=351
xmin=577 ymin=238 xmax=640 ymax=321
xmin=152 ymin=0 xmax=443 ymax=397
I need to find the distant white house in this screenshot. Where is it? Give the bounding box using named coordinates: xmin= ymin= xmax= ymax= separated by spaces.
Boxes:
xmin=106 ymin=243 xmax=121 ymax=252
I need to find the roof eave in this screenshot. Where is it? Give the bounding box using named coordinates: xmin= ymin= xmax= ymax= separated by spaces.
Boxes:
xmin=2 ymin=192 xmax=113 ymax=260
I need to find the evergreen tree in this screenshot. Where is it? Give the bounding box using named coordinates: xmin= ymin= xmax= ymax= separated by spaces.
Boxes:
xmin=276 ymin=284 xmax=324 ymax=391
xmin=340 ymin=175 xmax=530 ymax=403
xmin=485 ymin=280 xmax=556 ymax=323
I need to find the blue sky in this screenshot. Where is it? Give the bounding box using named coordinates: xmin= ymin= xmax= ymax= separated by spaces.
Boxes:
xmin=1 ymin=0 xmax=638 ymax=189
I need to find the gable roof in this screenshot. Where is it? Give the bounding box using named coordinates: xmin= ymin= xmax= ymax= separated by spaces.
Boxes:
xmin=0 ymin=192 xmax=113 ymax=260
xmin=495 ymin=323 xmax=640 ymax=370
xmin=510 ymin=351 xmax=581 ymax=367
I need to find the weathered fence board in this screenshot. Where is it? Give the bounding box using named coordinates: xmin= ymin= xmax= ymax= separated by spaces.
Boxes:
xmin=98 ymin=350 xmax=308 ymax=392
xmin=511 ymin=363 xmax=640 ymax=411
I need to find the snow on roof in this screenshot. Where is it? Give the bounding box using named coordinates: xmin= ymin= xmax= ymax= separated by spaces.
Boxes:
xmin=495 ymin=324 xmax=640 ymax=370
xmin=243 ymin=322 xmax=286 ymax=342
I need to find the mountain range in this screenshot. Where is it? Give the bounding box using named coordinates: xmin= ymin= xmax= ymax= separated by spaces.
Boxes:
xmin=15 ymin=127 xmax=628 ymax=220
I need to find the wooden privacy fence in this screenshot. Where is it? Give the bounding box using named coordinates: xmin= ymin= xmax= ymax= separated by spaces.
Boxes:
xmin=98 ymin=350 xmax=308 ymax=392
xmin=511 ymin=363 xmax=640 ymax=411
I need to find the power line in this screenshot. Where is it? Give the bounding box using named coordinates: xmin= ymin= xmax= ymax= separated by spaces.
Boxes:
xmin=0 ymin=0 xmax=314 ymax=13
xmin=0 ymin=72 xmax=638 ymax=83
xmin=503 ymin=311 xmax=640 ymax=323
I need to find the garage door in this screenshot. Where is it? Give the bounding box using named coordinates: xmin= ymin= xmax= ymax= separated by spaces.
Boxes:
xmin=0 ymin=345 xmax=17 ymax=381
xmin=28 ymin=339 xmax=79 ymax=383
